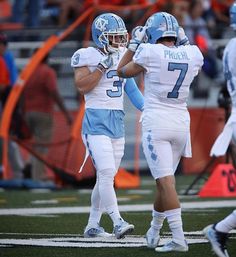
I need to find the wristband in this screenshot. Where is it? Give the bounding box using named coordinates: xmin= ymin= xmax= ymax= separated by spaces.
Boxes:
xmin=128 ymin=40 xmax=139 ymax=52
xmin=96 ymin=63 xmax=106 ymax=73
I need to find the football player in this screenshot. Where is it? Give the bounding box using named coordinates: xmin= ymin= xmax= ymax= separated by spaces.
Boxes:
xmin=117 ymin=12 xmax=203 ymax=252
xmin=210 ymin=1 xmax=236 ymax=158
xmin=203 ymin=2 xmax=236 ymax=257
xmin=71 ymin=13 xmax=144 ymax=239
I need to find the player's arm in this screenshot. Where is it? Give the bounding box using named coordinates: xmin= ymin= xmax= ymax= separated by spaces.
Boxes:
xmin=117 ymin=26 xmax=146 ymax=78
xmin=176 ymin=27 xmax=189 ymax=46
xmin=73 ymin=54 xmax=114 ymax=95
xmin=124 ymin=78 xmax=144 ymax=111
xmin=74 ymin=66 xmax=103 ymax=95
xmin=117 ymin=57 xmax=144 ymax=78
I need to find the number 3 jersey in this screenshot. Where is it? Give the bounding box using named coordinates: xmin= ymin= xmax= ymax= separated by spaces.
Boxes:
xmin=71 ymin=47 xmax=127 ymax=138
xmin=71 ymin=47 xmax=126 ymax=110
xmin=133 ymin=43 xmax=203 ymax=131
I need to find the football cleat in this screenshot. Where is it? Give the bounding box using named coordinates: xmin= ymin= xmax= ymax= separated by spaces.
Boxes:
xmin=145 ymin=227 xmax=160 ymax=248
xmin=155 ymin=240 xmax=188 ymax=252
xmin=203 ymin=224 xmax=229 ymax=257
xmin=113 ymin=220 xmax=134 ymax=239
xmin=84 ymin=225 xmax=112 ymax=238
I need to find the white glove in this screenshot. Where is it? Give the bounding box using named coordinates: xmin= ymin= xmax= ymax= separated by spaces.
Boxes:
xmin=128 ymin=26 xmax=147 ymax=52
xmin=176 ymin=27 xmax=189 ymax=46
xmin=97 ymin=54 xmax=114 ymax=73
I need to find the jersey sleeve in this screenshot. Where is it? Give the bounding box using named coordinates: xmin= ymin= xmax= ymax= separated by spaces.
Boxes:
xmin=133 ymin=43 xmax=149 ymax=71
xmin=71 ymin=48 xmax=92 ymax=68
xmin=192 ymin=45 xmax=204 ymax=76
xmin=124 ymin=78 xmax=144 ymax=111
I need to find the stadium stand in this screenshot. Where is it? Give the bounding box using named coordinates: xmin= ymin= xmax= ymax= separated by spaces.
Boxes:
xmin=0 ymin=1 xmax=235 ymax=189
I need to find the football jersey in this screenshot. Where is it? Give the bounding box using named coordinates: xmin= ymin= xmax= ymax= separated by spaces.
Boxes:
xmin=223 ymin=38 xmax=236 ymax=108
xmin=133 ymin=43 xmax=203 ymax=131
xmin=71 ymin=47 xmax=126 ymax=110
xmin=71 ymin=47 xmax=128 ymax=138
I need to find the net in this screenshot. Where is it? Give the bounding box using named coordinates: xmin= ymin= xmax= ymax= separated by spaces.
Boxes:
xmin=0 ymin=3 xmax=156 ymax=187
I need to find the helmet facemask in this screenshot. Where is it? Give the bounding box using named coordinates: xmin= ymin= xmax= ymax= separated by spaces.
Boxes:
xmin=100 ymin=31 xmax=128 ymax=53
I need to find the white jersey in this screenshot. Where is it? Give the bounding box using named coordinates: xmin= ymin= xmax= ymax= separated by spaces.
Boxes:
xmin=223 ymin=38 xmax=236 ymax=109
xmin=71 ymin=47 xmax=126 ymax=110
xmin=133 ymin=43 xmax=203 ymax=131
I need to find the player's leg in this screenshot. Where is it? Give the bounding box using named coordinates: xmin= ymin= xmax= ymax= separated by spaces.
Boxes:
xmin=155 ymin=130 xmax=188 ymax=252
xmin=142 ymin=130 xmax=166 ymax=248
xmin=85 ymin=134 xmax=133 ymax=238
xmin=203 ymin=210 xmax=236 ymax=257
xmin=143 ymin=130 xmax=188 ymax=251
xmin=82 ymin=135 xmax=110 ymax=238
xmin=112 ymin=137 xmax=134 ymax=238
xmin=84 ymin=180 xmax=112 ymax=238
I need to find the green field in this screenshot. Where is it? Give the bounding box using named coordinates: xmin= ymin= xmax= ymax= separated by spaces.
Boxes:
xmin=0 ymin=175 xmax=235 ymax=257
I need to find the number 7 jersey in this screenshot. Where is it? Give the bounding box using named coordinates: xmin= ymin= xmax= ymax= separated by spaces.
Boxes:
xmin=133 ymin=43 xmax=203 ymax=131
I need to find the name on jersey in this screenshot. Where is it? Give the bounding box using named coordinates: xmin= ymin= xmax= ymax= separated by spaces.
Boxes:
xmin=164 ymin=50 xmax=190 ymax=61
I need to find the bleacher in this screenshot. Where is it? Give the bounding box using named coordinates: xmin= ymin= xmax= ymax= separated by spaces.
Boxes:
xmin=0 ymin=1 xmax=233 ymax=173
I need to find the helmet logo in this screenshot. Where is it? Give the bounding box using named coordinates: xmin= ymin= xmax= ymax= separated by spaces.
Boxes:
xmin=95 ymin=17 xmax=108 ymax=32
xmin=146 ymin=16 xmax=154 ymax=28
xmin=159 ymin=23 xmax=166 ymax=32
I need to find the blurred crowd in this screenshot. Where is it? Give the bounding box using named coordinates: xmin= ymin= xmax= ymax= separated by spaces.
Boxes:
xmin=0 ymin=0 xmax=234 ymax=33
xmin=0 ymin=0 xmax=235 ymax=183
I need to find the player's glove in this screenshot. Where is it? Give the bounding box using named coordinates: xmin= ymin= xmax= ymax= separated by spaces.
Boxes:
xmin=128 ymin=26 xmax=147 ymax=52
xmin=97 ymin=54 xmax=114 ymax=73
xmin=176 ymin=27 xmax=189 ymax=46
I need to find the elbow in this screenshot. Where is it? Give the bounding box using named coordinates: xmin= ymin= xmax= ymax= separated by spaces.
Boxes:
xmin=117 ymin=67 xmax=130 ymax=78
xmin=77 ymin=87 xmax=86 ymax=95
xmin=117 ymin=68 xmax=122 ymax=77
xmin=75 ymin=84 xmax=86 ymax=95
xmin=75 ymin=80 xmax=87 ymax=95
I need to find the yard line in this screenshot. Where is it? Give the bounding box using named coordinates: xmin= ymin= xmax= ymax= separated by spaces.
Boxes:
xmin=0 ymin=235 xmax=211 ymax=248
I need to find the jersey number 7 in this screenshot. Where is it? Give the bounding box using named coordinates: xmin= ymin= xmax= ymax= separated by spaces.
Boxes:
xmin=167 ymin=62 xmax=188 ymax=98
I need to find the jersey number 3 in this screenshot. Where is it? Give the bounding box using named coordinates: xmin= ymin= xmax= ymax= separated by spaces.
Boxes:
xmin=106 ymin=70 xmax=122 ymax=98
xmin=167 ymin=62 xmax=188 ymax=98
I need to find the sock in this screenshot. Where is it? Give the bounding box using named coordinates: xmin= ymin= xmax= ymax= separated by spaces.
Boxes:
xmin=165 ymin=208 xmax=185 ymax=246
xmin=86 ymin=181 xmax=103 ymax=229
xmin=149 ymin=210 xmax=165 ymax=234
xmin=215 ymin=210 xmax=236 ymax=233
xmin=86 ymin=207 xmax=103 ymax=229
xmin=106 ymin=204 xmax=122 ymax=226
xmin=98 ymin=169 xmax=122 ymax=227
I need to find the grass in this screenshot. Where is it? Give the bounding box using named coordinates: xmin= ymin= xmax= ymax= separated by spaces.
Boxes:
xmin=0 ymin=175 xmax=235 ymax=257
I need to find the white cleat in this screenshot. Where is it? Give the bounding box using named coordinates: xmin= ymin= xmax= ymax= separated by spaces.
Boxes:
xmin=113 ymin=220 xmax=134 ymax=239
xmin=84 ymin=226 xmax=111 ymax=238
xmin=145 ymin=227 xmax=160 ymax=248
xmin=155 ymin=240 xmax=188 ymax=252
xmin=203 ymin=224 xmax=229 ymax=257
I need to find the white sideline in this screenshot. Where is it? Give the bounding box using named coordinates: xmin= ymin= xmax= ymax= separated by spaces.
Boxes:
xmin=0 ymin=200 xmax=236 ymax=216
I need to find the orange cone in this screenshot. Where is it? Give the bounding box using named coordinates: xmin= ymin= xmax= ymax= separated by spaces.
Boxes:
xmin=114 ymin=168 xmax=140 ymax=189
xmin=199 ymin=164 xmax=236 ymax=197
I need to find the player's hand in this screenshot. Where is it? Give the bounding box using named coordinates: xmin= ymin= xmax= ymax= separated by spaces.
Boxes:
xmin=176 ymin=27 xmax=189 ymax=46
xmin=128 ymin=26 xmax=147 ymax=52
xmin=97 ymin=54 xmax=114 ymax=73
